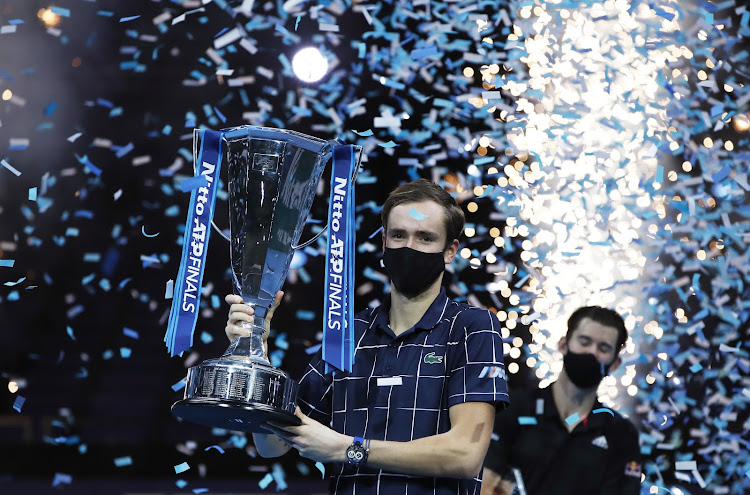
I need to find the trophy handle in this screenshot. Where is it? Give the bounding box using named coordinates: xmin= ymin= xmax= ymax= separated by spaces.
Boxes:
xmin=209 ymin=219 xmax=231 ymax=243
xmin=291 ymin=144 xmax=363 ymax=250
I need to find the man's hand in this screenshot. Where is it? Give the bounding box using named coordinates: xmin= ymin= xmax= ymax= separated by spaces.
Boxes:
xmin=263 ymin=407 xmax=350 ymax=463
xmin=225 ymin=291 xmax=283 ymax=345
xmin=480 ymin=468 xmax=516 ymax=495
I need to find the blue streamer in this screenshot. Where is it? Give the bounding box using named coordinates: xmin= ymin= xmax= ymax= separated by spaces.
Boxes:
xmin=323 ymin=145 xmax=357 ymax=372
xmin=165 ymin=130 xmax=223 ymax=356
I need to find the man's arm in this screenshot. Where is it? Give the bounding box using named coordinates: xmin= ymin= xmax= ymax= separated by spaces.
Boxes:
xmin=366 ymin=401 xmax=495 ymax=478
xmin=268 ymin=401 xmax=496 ymax=479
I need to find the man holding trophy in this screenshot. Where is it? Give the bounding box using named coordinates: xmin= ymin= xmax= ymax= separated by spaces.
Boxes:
xmin=225 ymin=178 xmax=509 ymax=495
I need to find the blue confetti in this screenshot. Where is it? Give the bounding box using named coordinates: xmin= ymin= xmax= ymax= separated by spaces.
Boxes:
xmin=564 ymin=413 xmax=579 ymax=425
xmin=592 ymin=408 xmax=614 ymax=417
xmin=258 ymin=473 xmax=274 ymax=489
xmin=296 ymin=310 xmax=315 ymax=321
xmin=4 ymin=277 xmax=25 ymax=287
xmin=378 ymin=140 xmax=398 ymax=148
xmin=13 ymin=395 xmax=26 ymax=413
xmin=50 ymin=6 xmax=71 ymax=17
xmin=408 ymin=208 xmax=428 ymax=220
xmin=114 ymin=456 xmax=132 ymax=467
xmin=174 ymin=462 xmax=190 ymax=474
xmin=52 ymin=473 xmax=72 ymax=487
xmin=181 ymin=175 xmax=208 ymax=192
xmin=204 ymin=445 xmax=226 ymax=454
xmin=123 ymin=327 xmax=139 ymax=339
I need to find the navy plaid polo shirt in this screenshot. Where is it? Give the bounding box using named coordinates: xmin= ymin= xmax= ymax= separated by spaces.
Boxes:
xmin=297 ymin=287 xmax=509 ymax=495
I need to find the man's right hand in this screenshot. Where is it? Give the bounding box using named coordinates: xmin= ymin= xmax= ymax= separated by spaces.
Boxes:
xmin=224 ymin=291 xmax=284 ymax=346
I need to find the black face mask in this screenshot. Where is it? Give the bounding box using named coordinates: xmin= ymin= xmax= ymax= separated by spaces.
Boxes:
xmin=382 ymin=247 xmax=445 ymax=299
xmin=563 ymin=350 xmax=612 ymax=389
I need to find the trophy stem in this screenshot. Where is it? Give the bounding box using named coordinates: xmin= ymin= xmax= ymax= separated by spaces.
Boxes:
xmin=223 ymin=317 xmax=271 ymax=365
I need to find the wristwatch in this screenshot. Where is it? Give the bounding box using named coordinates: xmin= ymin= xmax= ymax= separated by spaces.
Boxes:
xmin=346 ymin=436 xmax=370 ymax=467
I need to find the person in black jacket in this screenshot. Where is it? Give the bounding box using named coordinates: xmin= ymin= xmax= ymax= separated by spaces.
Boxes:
xmin=482 ymin=306 xmax=641 ymax=495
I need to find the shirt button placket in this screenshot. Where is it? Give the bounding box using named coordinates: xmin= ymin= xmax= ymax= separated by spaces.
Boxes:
xmin=384 ymin=340 xmax=398 ymax=375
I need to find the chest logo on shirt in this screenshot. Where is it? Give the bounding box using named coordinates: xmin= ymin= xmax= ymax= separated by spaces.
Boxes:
xmin=423 ymin=352 xmax=444 ymax=364
xmin=591 ymin=435 xmax=609 ymax=449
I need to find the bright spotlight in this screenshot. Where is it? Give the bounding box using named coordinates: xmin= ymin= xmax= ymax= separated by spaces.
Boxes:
xmin=291 ymin=47 xmax=329 ymax=83
xmin=732 ymin=113 xmax=750 ymax=132
xmin=38 ymin=8 xmax=61 ymax=28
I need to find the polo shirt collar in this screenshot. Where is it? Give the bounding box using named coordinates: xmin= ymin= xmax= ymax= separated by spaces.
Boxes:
xmin=542 ymin=384 xmax=608 ymax=430
xmin=373 ymin=286 xmax=449 ymax=337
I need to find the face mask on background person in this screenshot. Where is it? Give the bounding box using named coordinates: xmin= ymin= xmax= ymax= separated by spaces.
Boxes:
xmin=562 ymin=350 xmax=612 ymax=389
xmin=382 ymin=246 xmax=445 ymax=298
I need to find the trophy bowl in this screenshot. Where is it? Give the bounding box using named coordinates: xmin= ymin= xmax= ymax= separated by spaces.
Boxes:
xmin=171 ymin=125 xmax=359 ymax=433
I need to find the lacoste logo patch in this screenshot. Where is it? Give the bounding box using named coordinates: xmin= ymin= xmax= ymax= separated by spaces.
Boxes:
xmin=424 ymin=352 xmax=444 ymax=364
xmin=591 ymin=435 xmax=609 ymax=449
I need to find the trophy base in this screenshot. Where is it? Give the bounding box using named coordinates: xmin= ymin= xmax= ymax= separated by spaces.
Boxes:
xmin=172 ymin=353 xmax=301 ymax=433
xmin=171 ymin=398 xmax=301 ymax=433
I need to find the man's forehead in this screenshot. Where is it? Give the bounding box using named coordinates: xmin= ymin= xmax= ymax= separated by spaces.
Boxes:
xmin=388 ymin=202 xmax=446 ymax=229
xmin=574 ymin=318 xmax=619 ymax=343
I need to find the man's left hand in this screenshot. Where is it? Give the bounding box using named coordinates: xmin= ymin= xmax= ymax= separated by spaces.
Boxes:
xmin=264 ymin=407 xmax=351 ymax=463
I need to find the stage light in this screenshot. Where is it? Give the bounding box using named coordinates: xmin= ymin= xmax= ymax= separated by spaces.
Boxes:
xmin=732 ymin=113 xmax=750 ymax=132
xmin=2 ymin=90 xmax=11 ymax=101
xmin=291 ymin=47 xmax=328 ymax=83
xmin=38 ymin=8 xmax=61 ymax=28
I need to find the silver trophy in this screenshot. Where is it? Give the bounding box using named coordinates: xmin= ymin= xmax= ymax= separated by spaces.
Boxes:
xmin=172 ymin=125 xmax=361 ymax=432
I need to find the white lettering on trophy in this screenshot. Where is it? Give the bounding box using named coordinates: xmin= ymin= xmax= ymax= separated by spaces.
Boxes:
xmin=180 ymin=160 xmax=216 ymax=316
xmin=326 ymin=176 xmax=348 ymax=332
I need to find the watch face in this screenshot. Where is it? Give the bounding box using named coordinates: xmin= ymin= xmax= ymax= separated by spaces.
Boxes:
xmin=347 ymin=444 xmax=366 ymax=465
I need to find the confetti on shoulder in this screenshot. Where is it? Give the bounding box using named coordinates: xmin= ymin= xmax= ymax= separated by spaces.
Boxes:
xmin=592 ymin=408 xmax=614 ymax=416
